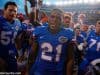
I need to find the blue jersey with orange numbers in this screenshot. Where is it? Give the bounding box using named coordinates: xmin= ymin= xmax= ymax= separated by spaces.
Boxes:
xmin=31 ymin=26 xmax=74 ymax=74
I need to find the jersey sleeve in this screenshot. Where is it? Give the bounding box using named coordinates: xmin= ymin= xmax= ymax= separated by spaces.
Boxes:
xmin=32 ymin=26 xmax=44 ymax=37
xmin=68 ymin=29 xmax=75 ymax=41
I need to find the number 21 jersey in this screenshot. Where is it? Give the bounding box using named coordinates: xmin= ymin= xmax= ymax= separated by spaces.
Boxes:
xmin=32 ymin=26 xmax=74 ymax=73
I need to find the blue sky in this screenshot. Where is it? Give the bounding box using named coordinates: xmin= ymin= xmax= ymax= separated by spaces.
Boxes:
xmin=0 ymin=0 xmax=30 ymax=14
xmin=43 ymin=0 xmax=58 ymax=4
xmin=0 ymin=0 xmax=57 ymax=13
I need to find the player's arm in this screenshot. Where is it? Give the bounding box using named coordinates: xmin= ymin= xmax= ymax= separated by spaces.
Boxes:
xmin=15 ymin=30 xmax=27 ymax=50
xmin=66 ymin=41 xmax=74 ymax=75
xmin=24 ymin=0 xmax=30 ymax=17
xmin=27 ymin=35 xmax=38 ymax=70
xmin=28 ymin=35 xmax=38 ymax=62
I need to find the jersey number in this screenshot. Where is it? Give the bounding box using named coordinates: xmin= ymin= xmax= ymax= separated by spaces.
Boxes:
xmin=41 ymin=42 xmax=62 ymax=62
xmin=89 ymin=39 xmax=100 ymax=51
xmin=1 ymin=31 xmax=17 ymax=45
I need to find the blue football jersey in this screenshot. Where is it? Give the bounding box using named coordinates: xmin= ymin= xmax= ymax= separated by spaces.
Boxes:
xmin=76 ymin=34 xmax=85 ymax=44
xmin=21 ymin=23 xmax=27 ymax=31
xmin=85 ymin=31 xmax=100 ymax=61
xmin=30 ymin=26 xmax=74 ymax=75
xmin=0 ymin=16 xmax=21 ymax=61
xmin=78 ymin=31 xmax=100 ymax=75
xmin=80 ymin=31 xmax=88 ymax=39
xmin=42 ymin=22 xmax=48 ymax=26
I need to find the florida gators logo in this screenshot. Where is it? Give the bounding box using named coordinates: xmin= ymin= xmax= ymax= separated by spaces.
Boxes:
xmin=58 ymin=36 xmax=68 ymax=43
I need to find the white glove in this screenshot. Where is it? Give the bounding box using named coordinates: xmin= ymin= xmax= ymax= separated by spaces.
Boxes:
xmin=78 ymin=43 xmax=84 ymax=51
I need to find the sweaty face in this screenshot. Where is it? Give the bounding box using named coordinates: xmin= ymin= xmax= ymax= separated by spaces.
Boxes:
xmin=48 ymin=11 xmax=61 ymax=30
xmin=4 ymin=5 xmax=17 ymax=22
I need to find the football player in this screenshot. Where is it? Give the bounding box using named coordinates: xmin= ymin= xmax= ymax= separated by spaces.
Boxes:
xmin=78 ymin=20 xmax=100 ymax=75
xmin=29 ymin=9 xmax=74 ymax=75
xmin=0 ymin=1 xmax=21 ymax=72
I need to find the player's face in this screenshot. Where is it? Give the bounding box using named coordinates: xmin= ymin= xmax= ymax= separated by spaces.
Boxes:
xmin=95 ymin=22 xmax=100 ymax=34
xmin=63 ymin=16 xmax=71 ymax=26
xmin=4 ymin=5 xmax=17 ymax=22
xmin=75 ymin=29 xmax=81 ymax=35
xmin=48 ymin=11 xmax=61 ymax=30
xmin=81 ymin=25 xmax=89 ymax=32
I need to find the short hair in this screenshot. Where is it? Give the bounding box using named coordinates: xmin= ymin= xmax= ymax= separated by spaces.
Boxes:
xmin=63 ymin=13 xmax=72 ymax=20
xmin=4 ymin=1 xmax=17 ymax=10
xmin=51 ymin=9 xmax=63 ymax=16
xmin=50 ymin=8 xmax=63 ymax=20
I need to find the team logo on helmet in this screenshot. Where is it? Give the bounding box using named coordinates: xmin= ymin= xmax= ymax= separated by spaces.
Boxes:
xmin=58 ymin=36 xmax=68 ymax=43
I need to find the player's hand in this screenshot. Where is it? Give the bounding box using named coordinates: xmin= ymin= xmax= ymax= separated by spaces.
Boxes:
xmin=0 ymin=58 xmax=7 ymax=71
xmin=24 ymin=0 xmax=27 ymax=5
xmin=78 ymin=43 xmax=84 ymax=51
xmin=0 ymin=58 xmax=6 ymax=66
xmin=83 ymin=41 xmax=87 ymax=47
xmin=71 ymin=39 xmax=77 ymax=45
xmin=27 ymin=0 xmax=36 ymax=7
